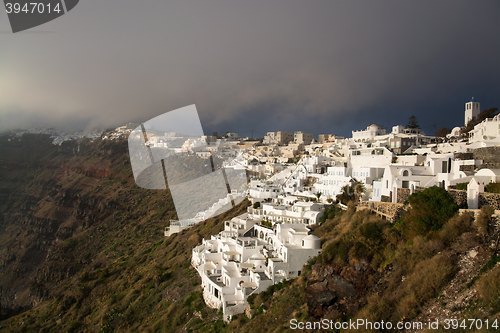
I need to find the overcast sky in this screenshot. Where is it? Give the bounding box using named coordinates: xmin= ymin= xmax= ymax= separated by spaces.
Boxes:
xmin=0 ymin=0 xmax=499 ymax=138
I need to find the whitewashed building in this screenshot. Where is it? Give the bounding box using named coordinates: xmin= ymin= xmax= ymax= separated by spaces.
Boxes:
xmin=247 ymin=199 xmax=324 ymax=225
xmin=376 ymin=153 xmax=483 ymax=203
xmin=352 ymin=123 xmax=386 ymax=142
xmin=192 ymin=218 xmax=321 ymax=322
xmin=248 ymin=181 xmax=282 ymax=201
xmin=466 ymin=169 xmax=500 ymax=209
xmin=313 ymin=164 xmax=353 ymax=199
xmin=294 ymin=131 xmax=314 ymax=145
xmin=469 ymin=114 xmax=500 ymax=143
xmin=350 ymin=147 xmax=393 ymax=168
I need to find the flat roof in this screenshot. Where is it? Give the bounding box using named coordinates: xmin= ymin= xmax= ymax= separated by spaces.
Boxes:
xmin=209 ymin=275 xmax=224 ymax=288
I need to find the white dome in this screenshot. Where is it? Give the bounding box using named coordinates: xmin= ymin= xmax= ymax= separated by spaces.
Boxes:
xmin=250 ymin=252 xmax=265 ymax=260
xmin=302 ymin=235 xmax=321 ymax=249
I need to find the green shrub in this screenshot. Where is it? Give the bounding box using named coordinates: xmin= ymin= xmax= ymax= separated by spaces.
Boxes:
xmin=397 ymin=187 xmax=459 ymax=240
xmin=321 ymin=240 xmax=349 ymax=264
xmin=261 ymin=220 xmax=273 ymax=229
xmin=67 ymin=321 xmax=82 ymax=333
xmin=481 ymin=253 xmax=500 ymax=274
xmin=437 ymin=212 xmax=473 ymax=244
xmin=351 ymin=241 xmax=369 ymax=259
xmin=320 ymin=204 xmax=342 ymax=224
xmin=360 ymin=222 xmax=383 ymax=243
xmin=485 ymin=182 xmax=500 ymax=193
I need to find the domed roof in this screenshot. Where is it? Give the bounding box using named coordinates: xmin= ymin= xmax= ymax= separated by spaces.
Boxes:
xmin=469 ymin=97 xmax=476 ymax=102
xmin=250 ymin=252 xmax=265 ymax=260
xmin=303 ymin=234 xmax=320 ymax=241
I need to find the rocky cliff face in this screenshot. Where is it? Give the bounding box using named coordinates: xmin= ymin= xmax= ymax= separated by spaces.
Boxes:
xmin=306 ymin=261 xmax=367 ymax=317
xmin=0 ymin=133 xmax=156 ymax=319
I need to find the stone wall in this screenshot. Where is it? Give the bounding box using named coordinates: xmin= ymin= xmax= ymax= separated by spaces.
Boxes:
xmin=397 ymin=188 xmax=411 ymax=204
xmin=454 ymin=152 xmax=474 ymax=160
xmin=479 ymin=192 xmax=500 ymax=210
xmin=459 ymin=164 xmax=474 ymax=172
xmin=474 ymin=146 xmax=500 ymax=169
xmin=381 ymin=195 xmax=391 ymax=203
xmin=447 ymin=189 xmax=468 ymax=208
xmin=358 ymin=201 xmax=405 ymax=223
xmin=387 ymin=185 xmax=496 ymax=210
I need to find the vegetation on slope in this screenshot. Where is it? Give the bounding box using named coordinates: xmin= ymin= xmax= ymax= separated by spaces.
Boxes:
xmin=215 ymin=190 xmax=499 ymax=333
xmin=0 ymin=133 xmax=249 ymax=332
xmin=1 ymin=135 xmax=499 ymax=332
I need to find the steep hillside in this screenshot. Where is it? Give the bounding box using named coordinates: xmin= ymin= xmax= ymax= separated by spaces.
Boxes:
xmin=1 ymin=134 xmax=499 ymax=332
xmin=219 ymin=204 xmax=500 ymax=333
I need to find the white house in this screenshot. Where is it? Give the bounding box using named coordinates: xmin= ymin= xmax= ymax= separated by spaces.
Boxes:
xmin=448 ymin=126 xmax=462 ymax=138
xmin=294 ymin=131 xmax=314 ymax=145
xmin=263 ymin=132 xmax=276 ymax=145
xmin=313 ymin=165 xmax=353 ymax=199
xmin=469 ymin=114 xmax=500 ymax=143
xmin=247 ymin=199 xmax=324 ymax=225
xmin=352 ymin=123 xmax=386 ymax=142
xmin=350 ymin=147 xmax=393 ymax=168
xmin=248 ymin=181 xmax=282 ymax=201
xmin=192 ymin=219 xmax=321 ymax=322
xmin=379 ymin=165 xmax=435 ymax=202
xmin=376 ymin=153 xmax=494 ymax=203
xmin=465 ymin=169 xmax=499 ymax=209
xmin=352 ymin=166 xmax=385 ymax=187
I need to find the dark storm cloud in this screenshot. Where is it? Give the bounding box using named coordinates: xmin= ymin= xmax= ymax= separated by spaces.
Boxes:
xmin=0 ymin=0 xmax=499 ymax=137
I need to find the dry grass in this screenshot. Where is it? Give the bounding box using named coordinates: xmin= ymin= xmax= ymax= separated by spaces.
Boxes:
xmin=437 ymin=212 xmax=474 ymax=244
xmin=476 ymin=205 xmax=494 ymax=235
xmin=477 ymin=264 xmax=500 ymax=312
xmin=395 ymin=254 xmax=455 ymax=318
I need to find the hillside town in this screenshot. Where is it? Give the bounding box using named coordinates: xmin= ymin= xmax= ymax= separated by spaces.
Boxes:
xmin=7 ymin=99 xmax=498 ymax=323
xmin=184 ymin=98 xmax=500 ymax=321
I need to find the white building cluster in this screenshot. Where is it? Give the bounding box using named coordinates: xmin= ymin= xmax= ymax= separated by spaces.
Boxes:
xmin=191 ymin=199 xmax=322 ymax=322
xmin=185 ymin=96 xmax=499 ymax=321
xmin=241 ymin=97 xmax=499 ymax=207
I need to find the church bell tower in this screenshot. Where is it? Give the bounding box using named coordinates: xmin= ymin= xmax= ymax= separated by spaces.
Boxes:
xmin=465 ymin=97 xmax=480 ymax=126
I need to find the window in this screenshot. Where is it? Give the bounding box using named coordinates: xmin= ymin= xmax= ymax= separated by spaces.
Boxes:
xmin=403 ymin=170 xmax=409 ymax=176
xmin=386 ymin=180 xmax=389 ymax=188
xmin=402 ymin=181 xmax=409 ymax=189
xmin=442 ymin=161 xmax=448 ymax=173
